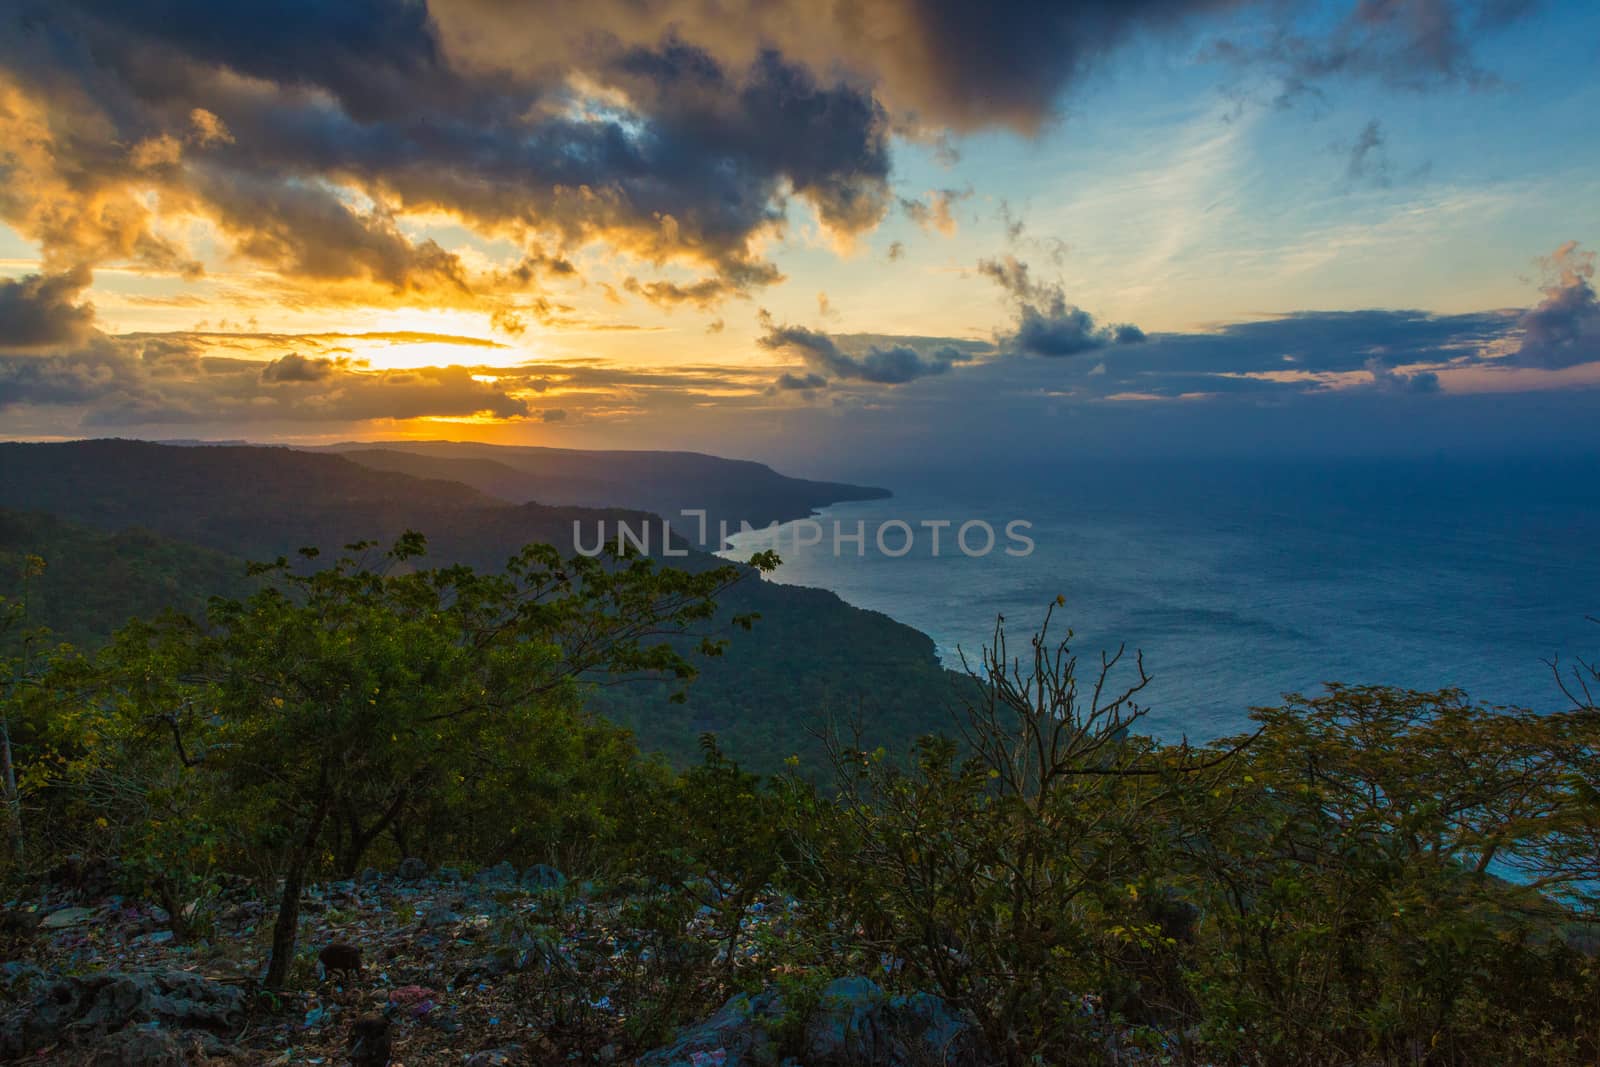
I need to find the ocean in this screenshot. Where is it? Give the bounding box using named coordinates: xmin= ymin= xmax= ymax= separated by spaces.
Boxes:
xmin=720 ymin=455 xmax=1600 ymax=742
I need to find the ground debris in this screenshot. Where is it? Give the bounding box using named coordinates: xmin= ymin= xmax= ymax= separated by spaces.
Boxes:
xmin=1 ymin=864 xmax=798 ymax=1065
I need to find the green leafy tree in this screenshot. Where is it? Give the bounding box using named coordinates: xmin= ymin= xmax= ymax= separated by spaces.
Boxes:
xmin=1188 ymin=685 xmax=1600 ymax=1065
xmin=638 ymin=735 xmax=783 ymax=979
xmin=790 ymin=606 xmax=1244 ymax=1064
xmin=95 ymin=534 xmax=767 ymax=988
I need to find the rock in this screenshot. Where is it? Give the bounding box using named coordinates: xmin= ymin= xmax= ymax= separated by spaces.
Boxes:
xmin=465 ymin=1046 xmax=521 ymax=1066
xmin=218 ymin=900 xmax=265 ymax=926
xmin=637 ymin=979 xmax=990 ymax=1067
xmin=437 ymin=866 xmax=464 ymax=883
xmin=422 ymin=1007 xmax=462 ymax=1033
xmin=41 ymin=905 xmax=97 ymax=929
xmin=88 ymin=1027 xmax=187 ymax=1067
xmin=421 ymin=904 xmax=461 ymax=928
xmin=520 ymin=863 xmax=566 ymax=892
xmin=0 ymin=961 xmax=50 ymax=997
xmin=635 ymin=990 xmax=787 ymax=1067
xmin=474 ymin=861 xmax=517 ymax=887
xmin=803 ymin=978 xmax=990 ymax=1067
xmin=129 ymin=931 xmax=174 ymax=947
xmin=0 ymin=969 xmax=245 ymax=1060
xmin=357 ymin=866 xmax=383 ymax=885
xmin=396 ymin=857 xmax=429 ymax=882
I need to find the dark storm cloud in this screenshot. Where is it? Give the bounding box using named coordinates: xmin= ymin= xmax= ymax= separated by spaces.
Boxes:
xmin=0 ymin=0 xmax=1533 ymax=320
xmin=756 ymin=317 xmax=972 ymax=385
xmin=0 ymin=267 xmax=96 ymax=348
xmin=259 ymin=353 xmax=345 ymax=383
xmin=429 ymin=0 xmax=1250 ymax=134
xmin=0 ymin=4 xmax=891 ymax=305
xmin=1050 ymin=306 xmax=1512 ymax=400
xmin=1011 ymin=301 xmax=1149 ymax=358
xmin=56 ymin=0 xmax=461 ymax=121
xmin=1136 ymin=308 xmax=1507 ymax=377
xmin=1515 ymin=242 xmax=1600 ymax=370
xmin=190 ymin=167 xmax=473 ymax=296
xmin=979 ymin=255 xmax=1146 ymax=358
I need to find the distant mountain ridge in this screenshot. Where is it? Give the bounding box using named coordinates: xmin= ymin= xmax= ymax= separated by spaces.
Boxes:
xmin=312 ymin=439 xmax=890 ymax=547
xmin=0 ymin=439 xmax=962 ymax=769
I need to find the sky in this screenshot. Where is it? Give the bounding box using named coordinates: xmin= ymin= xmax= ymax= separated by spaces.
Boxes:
xmin=0 ymin=0 xmax=1597 ymax=479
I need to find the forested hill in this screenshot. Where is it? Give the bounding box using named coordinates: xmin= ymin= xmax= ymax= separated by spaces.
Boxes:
xmin=0 ymin=509 xmax=257 ymax=648
xmin=0 ymin=439 xmax=964 ymax=769
xmin=315 ymin=439 xmax=890 ymax=547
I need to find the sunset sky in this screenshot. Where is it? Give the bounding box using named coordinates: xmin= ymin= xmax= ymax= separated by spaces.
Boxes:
xmin=1 ymin=0 xmax=1597 ymax=476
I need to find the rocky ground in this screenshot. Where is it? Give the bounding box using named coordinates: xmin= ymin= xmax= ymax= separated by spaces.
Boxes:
xmin=0 ymin=862 xmax=989 ymax=1066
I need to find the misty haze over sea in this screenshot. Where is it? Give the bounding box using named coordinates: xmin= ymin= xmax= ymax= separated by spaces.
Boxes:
xmin=723 ymin=454 xmax=1600 ymax=741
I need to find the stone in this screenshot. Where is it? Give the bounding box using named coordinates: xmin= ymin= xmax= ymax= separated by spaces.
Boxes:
xmin=357 ymin=867 xmax=383 ymax=885
xmin=218 ymin=901 xmax=265 ymax=927
xmin=465 ymin=1047 xmax=521 ymax=1066
xmin=421 ymin=904 xmax=461 ymax=928
xmin=520 ymin=863 xmax=566 ymax=892
xmin=41 ymin=906 xmax=97 ymax=929
xmin=0 ymin=961 xmax=50 ymax=997
xmin=803 ymin=978 xmax=991 ymax=1067
xmin=635 ymin=990 xmax=787 ymax=1067
xmin=637 ymin=978 xmax=991 ymax=1067
xmin=396 ymin=857 xmax=429 ymax=882
xmin=0 ymin=969 xmax=246 ymax=1060
xmin=88 ymin=1027 xmax=187 ymax=1067
xmin=474 ymin=861 xmax=517 ymax=886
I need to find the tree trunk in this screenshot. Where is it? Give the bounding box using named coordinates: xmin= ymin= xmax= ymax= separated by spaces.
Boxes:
xmin=334 ymin=788 xmax=408 ymax=880
xmin=264 ymin=793 xmax=331 ymax=990
xmin=0 ymin=717 xmax=21 ymax=866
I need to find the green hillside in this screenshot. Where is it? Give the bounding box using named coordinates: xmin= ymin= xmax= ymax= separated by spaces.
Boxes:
xmin=0 ymin=510 xmax=257 ymax=648
xmin=0 ymin=440 xmax=963 ymax=769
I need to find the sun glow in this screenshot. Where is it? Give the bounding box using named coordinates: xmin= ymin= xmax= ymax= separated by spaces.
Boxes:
xmin=340 ymin=310 xmax=535 ymax=370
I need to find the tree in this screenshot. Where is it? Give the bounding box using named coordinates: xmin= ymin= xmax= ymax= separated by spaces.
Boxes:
xmin=791 ymin=605 xmax=1245 ymax=1064
xmin=1188 ymin=685 xmax=1598 ymax=1065
xmin=97 ymin=533 xmax=769 ymax=989
xmin=0 ymin=553 xmax=48 ymax=866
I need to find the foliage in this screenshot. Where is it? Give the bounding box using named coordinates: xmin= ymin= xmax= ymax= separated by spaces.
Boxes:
xmin=0 ymin=509 xmax=256 ymax=649
xmin=633 ymin=735 xmax=785 ymax=981
xmin=784 ymin=605 xmax=1244 ymax=1064
xmin=1183 ymin=685 xmax=1600 ymax=1066
xmin=0 ymin=448 xmax=967 ymax=773
xmin=4 ymin=493 xmax=1599 ymax=1067
xmin=772 ymin=618 xmax=1600 ymax=1066
xmin=59 ymin=533 xmax=764 ymax=987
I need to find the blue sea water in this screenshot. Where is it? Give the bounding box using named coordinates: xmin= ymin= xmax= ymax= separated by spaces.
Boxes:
xmin=721 ymin=455 xmax=1600 ymax=742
